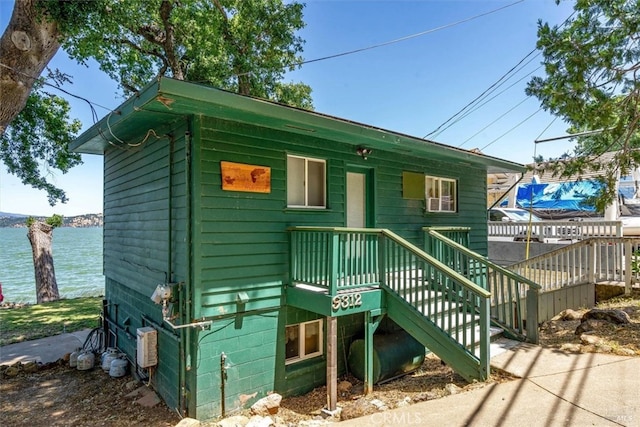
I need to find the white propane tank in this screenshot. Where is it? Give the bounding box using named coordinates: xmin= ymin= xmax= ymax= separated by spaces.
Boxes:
xmin=109 ymin=357 xmax=128 ymax=378
xmin=69 ymin=348 xmax=82 ymax=368
xmin=77 ymin=351 xmax=95 ymax=371
xmin=101 ymin=348 xmax=120 ymax=372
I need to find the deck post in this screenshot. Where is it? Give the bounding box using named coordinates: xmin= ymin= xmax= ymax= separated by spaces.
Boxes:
xmin=364 ymin=311 xmax=376 ymax=395
xmin=326 ymin=316 xmax=338 ymax=411
xmin=526 ymin=288 xmax=539 ymax=344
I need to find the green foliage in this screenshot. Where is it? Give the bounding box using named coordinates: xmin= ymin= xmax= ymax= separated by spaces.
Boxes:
xmin=2 ymin=0 xmax=313 ymax=206
xmin=527 ymin=0 xmax=640 ymax=209
xmin=0 ymin=297 xmax=102 ymax=346
xmin=63 ymin=0 xmax=313 ymax=108
xmin=25 ymin=214 xmax=63 ymax=228
xmin=35 ymin=0 xmax=105 ymax=35
xmin=0 ymin=82 xmax=82 ymax=205
xmin=46 ymin=214 xmax=64 ymax=228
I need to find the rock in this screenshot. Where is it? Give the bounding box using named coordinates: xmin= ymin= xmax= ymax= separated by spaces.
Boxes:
xmin=250 ymin=393 xmax=282 ymax=416
xmin=598 ymin=344 xmax=613 ymax=353
xmin=575 ymin=319 xmax=608 ymax=335
xmin=619 ymin=348 xmax=637 ymax=356
xmin=559 ymin=343 xmax=582 ymax=352
xmin=444 ymin=383 xmax=461 ymax=395
xmin=369 ymin=399 xmax=388 ymax=411
xmin=4 ymin=366 xmax=20 ymax=377
xmin=216 ymin=415 xmax=249 ymax=427
xmin=580 ymin=334 xmax=602 ymax=345
xmin=396 ymin=396 xmax=411 ymax=407
xmin=174 ymin=418 xmax=201 ymax=427
xmin=337 ymin=380 xmax=352 ymax=394
xmin=23 ymin=361 xmax=39 ymax=373
xmin=582 ymin=309 xmax=631 ymax=324
xmin=125 ymin=380 xmax=140 ymax=391
xmin=552 ymin=309 xmax=582 ymax=321
xmin=246 ymin=415 xmax=274 ymax=427
xmin=412 ymin=391 xmax=439 ymax=402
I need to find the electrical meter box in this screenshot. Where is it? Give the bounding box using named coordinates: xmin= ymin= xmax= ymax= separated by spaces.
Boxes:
xmin=136 ymin=327 xmax=158 ymax=368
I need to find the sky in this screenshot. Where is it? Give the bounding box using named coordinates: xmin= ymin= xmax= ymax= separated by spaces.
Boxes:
xmin=0 ymin=0 xmax=576 ymax=216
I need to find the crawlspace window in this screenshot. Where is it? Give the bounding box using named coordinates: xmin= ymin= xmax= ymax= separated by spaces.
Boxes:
xmin=287 ymin=155 xmax=326 ymax=208
xmin=285 ymin=319 xmax=323 ymax=364
xmin=425 ymin=176 xmax=457 ymax=212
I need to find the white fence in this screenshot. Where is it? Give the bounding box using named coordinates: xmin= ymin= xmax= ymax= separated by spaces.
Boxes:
xmin=488 ymin=220 xmax=622 ymax=242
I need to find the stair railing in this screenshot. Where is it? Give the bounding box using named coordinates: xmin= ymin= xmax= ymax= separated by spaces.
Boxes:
xmin=508 ymin=237 xmax=640 ymax=295
xmin=289 ymin=226 xmax=491 ymax=382
xmin=424 ymin=227 xmax=540 ymax=343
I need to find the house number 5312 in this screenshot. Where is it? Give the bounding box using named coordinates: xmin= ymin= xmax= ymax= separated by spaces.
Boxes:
xmin=332 ymin=293 xmax=362 ymax=311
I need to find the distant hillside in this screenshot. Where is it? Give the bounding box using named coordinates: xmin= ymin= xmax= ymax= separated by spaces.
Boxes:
xmin=0 ymin=211 xmax=29 ymax=218
xmin=0 ymin=213 xmax=103 ymax=228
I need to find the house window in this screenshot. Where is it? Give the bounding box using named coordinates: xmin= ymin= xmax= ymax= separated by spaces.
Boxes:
xmin=285 ymin=319 xmax=323 ymax=364
xmin=426 ymin=176 xmax=457 ymax=212
xmin=287 ymin=155 xmax=326 ymax=208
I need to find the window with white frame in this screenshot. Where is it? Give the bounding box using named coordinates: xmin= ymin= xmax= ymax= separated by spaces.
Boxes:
xmin=287 ymin=155 xmax=326 ymax=208
xmin=285 ymin=319 xmax=323 ymax=364
xmin=425 ymin=176 xmax=457 ymax=212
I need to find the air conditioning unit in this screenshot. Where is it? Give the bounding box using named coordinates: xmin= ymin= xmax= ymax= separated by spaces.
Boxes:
xmin=427 ymin=198 xmax=440 ymax=212
xmin=137 ymin=327 xmax=158 ymax=368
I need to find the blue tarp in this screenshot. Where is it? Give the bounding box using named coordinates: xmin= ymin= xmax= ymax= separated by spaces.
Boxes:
xmin=515 ymin=181 xmax=601 ymax=212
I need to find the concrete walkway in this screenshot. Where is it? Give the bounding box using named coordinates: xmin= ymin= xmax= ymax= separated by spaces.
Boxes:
xmin=340 ymin=344 xmax=639 ymax=427
xmin=0 ymin=329 xmax=92 ymax=365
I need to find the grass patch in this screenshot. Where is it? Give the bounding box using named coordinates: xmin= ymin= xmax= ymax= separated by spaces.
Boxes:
xmin=0 ymin=297 xmax=103 ymax=346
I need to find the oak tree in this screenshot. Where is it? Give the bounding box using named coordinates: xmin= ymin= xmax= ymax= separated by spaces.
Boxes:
xmin=1 ymin=0 xmax=312 ymax=205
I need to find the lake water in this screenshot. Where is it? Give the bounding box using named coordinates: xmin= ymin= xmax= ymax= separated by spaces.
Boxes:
xmin=0 ymin=227 xmax=104 ymax=303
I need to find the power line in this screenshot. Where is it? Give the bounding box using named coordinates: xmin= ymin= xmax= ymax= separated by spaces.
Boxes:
xmin=425 ymin=9 xmax=577 ymax=142
xmin=0 ymin=62 xmax=113 ymax=124
xmin=458 ymin=96 xmax=530 ymax=148
xmin=480 ymin=107 xmax=543 ymax=151
xmin=453 ymin=65 xmax=542 ymax=148
xmin=236 ymin=0 xmax=525 ymax=78
xmin=424 ymin=47 xmax=539 ymax=139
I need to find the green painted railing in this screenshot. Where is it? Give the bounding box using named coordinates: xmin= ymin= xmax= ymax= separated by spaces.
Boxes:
xmin=289 ymin=226 xmax=491 ymax=382
xmin=424 ymin=227 xmax=540 ymax=343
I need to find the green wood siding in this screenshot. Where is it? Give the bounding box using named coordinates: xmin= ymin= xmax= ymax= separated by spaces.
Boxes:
xmin=102 ymin=122 xmax=189 ymax=413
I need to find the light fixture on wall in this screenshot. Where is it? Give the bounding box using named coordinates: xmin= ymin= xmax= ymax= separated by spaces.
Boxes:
xmin=356 ymin=146 xmax=372 ymax=160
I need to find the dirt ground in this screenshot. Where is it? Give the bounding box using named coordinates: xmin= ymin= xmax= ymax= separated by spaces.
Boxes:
xmin=1 ymin=291 xmax=638 ymax=427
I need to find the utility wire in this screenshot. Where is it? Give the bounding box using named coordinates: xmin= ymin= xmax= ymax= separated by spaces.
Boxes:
xmin=426 ymin=9 xmax=577 ymax=142
xmin=480 ymin=107 xmax=543 ymax=151
xmin=458 ymin=96 xmax=530 ymax=148
xmin=0 ymin=62 xmax=113 ymax=124
xmin=451 ymin=63 xmax=543 ymax=145
xmin=424 ymin=47 xmax=539 ymax=139
xmin=236 ymin=0 xmax=525 ymax=77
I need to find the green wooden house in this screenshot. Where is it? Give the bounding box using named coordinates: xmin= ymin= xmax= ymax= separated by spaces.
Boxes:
xmin=71 ymin=77 xmax=531 ymax=421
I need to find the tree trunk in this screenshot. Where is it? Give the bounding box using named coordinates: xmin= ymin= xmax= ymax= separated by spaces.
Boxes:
xmin=0 ymin=0 xmax=61 ymax=135
xmin=27 ymin=221 xmax=59 ymax=303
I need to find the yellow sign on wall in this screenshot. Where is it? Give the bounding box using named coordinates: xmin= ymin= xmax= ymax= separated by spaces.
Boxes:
xmin=220 ymin=161 xmax=271 ymax=193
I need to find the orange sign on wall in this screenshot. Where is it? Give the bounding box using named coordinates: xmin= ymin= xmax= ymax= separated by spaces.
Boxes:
xmin=220 ymin=161 xmax=271 ymax=193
